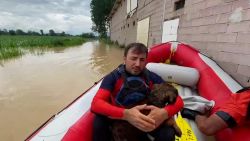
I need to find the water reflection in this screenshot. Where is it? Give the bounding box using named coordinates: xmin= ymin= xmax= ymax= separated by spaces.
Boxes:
xmin=0 ymin=41 xmax=124 ymax=141
xmin=89 ymin=41 xmax=124 ymax=75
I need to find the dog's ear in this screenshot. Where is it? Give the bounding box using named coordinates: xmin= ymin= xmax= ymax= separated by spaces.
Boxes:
xmin=168 ymin=92 xmax=177 ymax=103
xmin=163 ymin=82 xmax=172 ymax=87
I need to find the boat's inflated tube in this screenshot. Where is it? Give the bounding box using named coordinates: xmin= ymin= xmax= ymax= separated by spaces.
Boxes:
xmin=146 ymin=63 xmax=199 ymax=87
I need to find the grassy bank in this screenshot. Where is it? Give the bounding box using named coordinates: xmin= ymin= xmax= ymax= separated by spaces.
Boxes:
xmin=99 ymin=38 xmax=125 ymax=48
xmin=0 ymin=35 xmax=87 ymax=60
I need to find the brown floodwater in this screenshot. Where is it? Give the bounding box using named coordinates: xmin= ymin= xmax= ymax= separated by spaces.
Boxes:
xmin=0 ymin=41 xmax=124 ymax=141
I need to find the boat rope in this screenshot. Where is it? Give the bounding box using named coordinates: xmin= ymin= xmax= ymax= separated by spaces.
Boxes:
xmin=165 ymin=42 xmax=179 ymax=64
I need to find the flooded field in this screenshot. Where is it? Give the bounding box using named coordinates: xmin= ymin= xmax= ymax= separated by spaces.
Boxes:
xmin=0 ymin=41 xmax=124 ymax=140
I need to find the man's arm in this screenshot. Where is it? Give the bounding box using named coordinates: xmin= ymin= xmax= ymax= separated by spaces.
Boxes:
xmin=164 ymin=96 xmax=184 ymax=117
xmin=91 ymin=88 xmax=125 ymax=119
xmin=91 ymin=88 xmax=156 ymax=131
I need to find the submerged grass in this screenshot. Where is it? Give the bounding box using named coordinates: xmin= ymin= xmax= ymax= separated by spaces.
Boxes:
xmin=0 ymin=35 xmax=87 ymax=60
xmin=99 ymin=38 xmax=125 ymax=48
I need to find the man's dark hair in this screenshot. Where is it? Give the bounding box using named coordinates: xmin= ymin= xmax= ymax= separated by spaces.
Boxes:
xmin=124 ymin=43 xmax=148 ymax=57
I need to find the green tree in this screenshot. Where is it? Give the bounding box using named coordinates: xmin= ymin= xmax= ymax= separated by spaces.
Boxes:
xmin=81 ymin=32 xmax=95 ymax=38
xmin=27 ymin=30 xmax=40 ymax=36
xmin=49 ymin=29 xmax=56 ymax=36
xmin=40 ymin=29 xmax=44 ymax=35
xmin=90 ymin=0 xmax=115 ymax=38
xmin=60 ymin=31 xmax=65 ymax=36
xmin=16 ymin=29 xmax=26 ymax=35
xmin=9 ymin=30 xmax=16 ymax=35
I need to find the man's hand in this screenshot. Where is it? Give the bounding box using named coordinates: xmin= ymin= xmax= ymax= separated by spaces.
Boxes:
xmin=122 ymin=104 xmax=156 ymax=132
xmin=145 ymin=105 xmax=168 ymax=128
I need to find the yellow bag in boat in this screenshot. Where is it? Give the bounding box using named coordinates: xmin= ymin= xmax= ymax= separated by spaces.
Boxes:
xmin=175 ymin=114 xmax=197 ymax=141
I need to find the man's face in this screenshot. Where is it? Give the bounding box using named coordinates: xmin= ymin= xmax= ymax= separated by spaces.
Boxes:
xmin=124 ymin=48 xmax=147 ymax=75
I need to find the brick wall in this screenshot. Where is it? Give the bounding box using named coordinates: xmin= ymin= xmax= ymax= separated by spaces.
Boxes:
xmin=177 ymin=0 xmax=250 ymax=86
xmin=110 ymin=0 xmax=164 ymax=46
xmin=109 ymin=0 xmax=250 ymax=87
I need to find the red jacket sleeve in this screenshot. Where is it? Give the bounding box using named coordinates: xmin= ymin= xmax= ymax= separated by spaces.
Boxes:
xmin=91 ymin=88 xmax=125 ymax=119
xmin=164 ymin=96 xmax=184 ymax=117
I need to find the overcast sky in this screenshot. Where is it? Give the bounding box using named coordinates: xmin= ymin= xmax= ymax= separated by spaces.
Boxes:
xmin=0 ymin=0 xmax=92 ymax=35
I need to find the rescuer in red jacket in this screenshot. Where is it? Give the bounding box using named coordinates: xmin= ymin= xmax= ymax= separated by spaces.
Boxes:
xmin=91 ymin=43 xmax=184 ymax=141
xmin=181 ymin=87 xmax=250 ymax=135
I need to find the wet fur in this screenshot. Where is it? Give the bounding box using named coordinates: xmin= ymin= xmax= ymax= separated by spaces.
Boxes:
xmin=112 ymin=82 xmax=182 ymax=141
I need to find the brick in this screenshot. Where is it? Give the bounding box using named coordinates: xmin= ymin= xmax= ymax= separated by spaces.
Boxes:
xmin=222 ymin=0 xmax=236 ymax=3
xmin=238 ymin=65 xmax=250 ymax=76
xmin=232 ymin=0 xmax=250 ymax=10
xmin=216 ymin=13 xmax=231 ymax=23
xmin=196 ymin=25 xmax=209 ymax=34
xmin=204 ymin=15 xmax=218 ymax=25
xmin=184 ymin=0 xmax=192 ymax=6
xmin=179 ymin=26 xmax=207 ymax=34
xmin=191 ymin=34 xmax=203 ymax=41
xmin=200 ymin=7 xmax=214 ymax=17
xmin=227 ymin=21 xmax=250 ymax=33
xmin=213 ymin=3 xmax=232 ymax=15
xmin=242 ymin=9 xmax=250 ymax=21
xmin=192 ymin=16 xmax=216 ymax=26
xmin=177 ymin=34 xmax=191 ymax=42
xmin=191 ymin=41 xmax=208 ymax=50
xmin=206 ymin=42 xmax=222 ymax=51
xmin=230 ymin=72 xmax=250 ymax=87
xmin=180 ymin=20 xmax=192 ymax=27
xmin=217 ymin=61 xmax=239 ymax=73
xmin=206 ymin=49 xmax=221 ymax=60
xmin=192 ymin=34 xmax=217 ymax=42
xmin=219 ymin=43 xmax=250 ymax=54
xmin=237 ymin=33 xmax=250 ymax=43
xmin=145 ymin=0 xmax=151 ymax=5
xmin=187 ymin=12 xmax=202 ymax=20
xmin=206 ymin=0 xmax=223 ymax=8
xmin=192 ymin=0 xmax=205 ymax=4
xmin=219 ymin=52 xmax=250 ymax=66
xmin=184 ymin=7 xmax=192 ymax=15
xmin=184 ymin=1 xmax=206 ymax=14
xmin=217 ymin=33 xmax=237 ymax=43
xmin=178 ymin=27 xmax=194 ymax=34
xmin=208 ymin=24 xmax=228 ymax=33
xmin=192 ymin=1 xmax=207 ymax=11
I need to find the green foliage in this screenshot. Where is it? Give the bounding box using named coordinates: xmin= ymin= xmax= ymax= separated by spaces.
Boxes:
xmin=9 ymin=30 xmax=16 ymax=35
xmin=0 ymin=28 xmax=69 ymax=36
xmin=81 ymin=32 xmax=96 ymax=38
xmin=49 ymin=29 xmax=56 ymax=36
xmin=99 ymin=38 xmax=124 ymax=48
xmin=0 ymin=35 xmax=87 ymax=60
xmin=90 ymin=0 xmax=115 ymax=37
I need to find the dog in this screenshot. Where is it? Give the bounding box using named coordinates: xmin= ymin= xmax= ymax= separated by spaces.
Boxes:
xmin=112 ymin=82 xmax=182 ymax=141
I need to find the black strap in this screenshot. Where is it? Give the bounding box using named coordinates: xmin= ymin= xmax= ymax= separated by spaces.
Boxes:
xmin=114 ymin=64 xmax=150 ymax=86
xmin=216 ymin=111 xmax=237 ymax=128
xmin=236 ymin=87 xmax=250 ymax=93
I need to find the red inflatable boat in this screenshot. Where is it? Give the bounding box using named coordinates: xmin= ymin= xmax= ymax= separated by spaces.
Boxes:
xmin=26 ymin=42 xmax=249 ymax=141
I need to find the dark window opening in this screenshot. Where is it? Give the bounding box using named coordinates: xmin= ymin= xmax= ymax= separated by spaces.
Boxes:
xmin=174 ymin=0 xmax=185 ymax=11
xmin=127 ymin=24 xmax=129 ymax=28
xmin=133 ymin=21 xmax=135 ymax=26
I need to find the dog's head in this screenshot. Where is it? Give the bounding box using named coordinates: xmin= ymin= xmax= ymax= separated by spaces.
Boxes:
xmin=148 ymin=82 xmax=178 ymax=107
